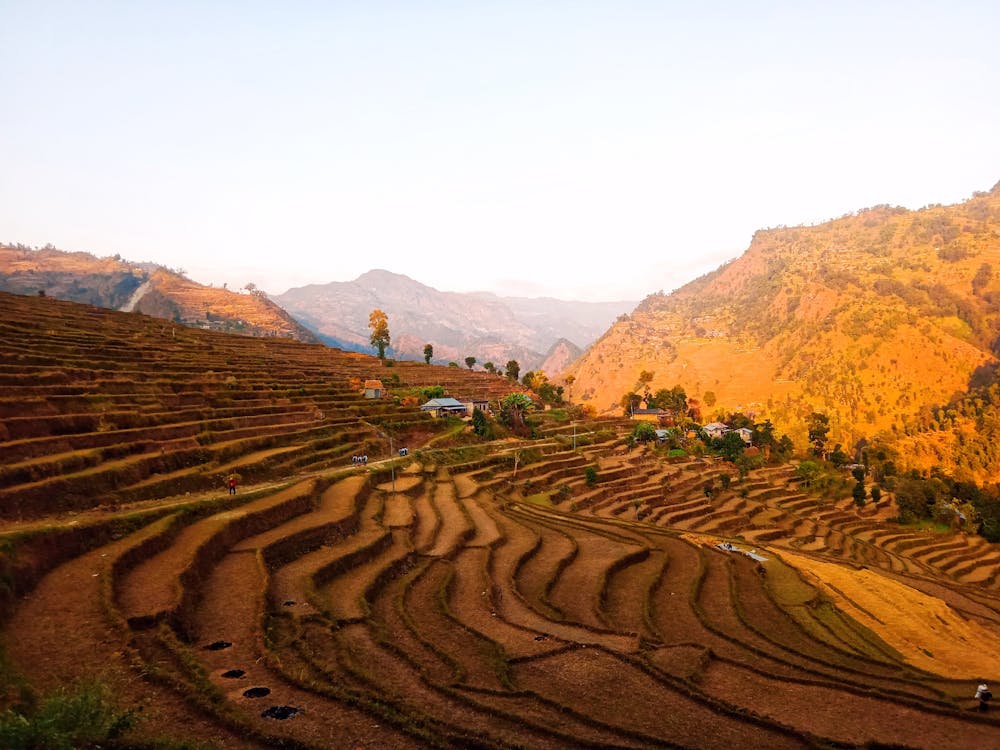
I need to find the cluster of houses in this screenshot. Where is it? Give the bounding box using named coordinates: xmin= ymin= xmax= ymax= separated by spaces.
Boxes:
xmin=632 ymin=407 xmax=753 ymax=446
xmin=702 ymin=421 xmax=754 ymax=445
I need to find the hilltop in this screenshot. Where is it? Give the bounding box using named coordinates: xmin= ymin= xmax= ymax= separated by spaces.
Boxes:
xmin=0 ymin=244 xmax=318 ymax=342
xmin=564 ymin=181 xmax=1000 ymax=480
xmin=272 ymin=269 xmax=635 ymax=371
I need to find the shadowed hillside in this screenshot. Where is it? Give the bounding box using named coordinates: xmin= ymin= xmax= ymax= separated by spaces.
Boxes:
xmin=3 ymin=290 xmax=1000 ymax=749
xmin=0 ymin=244 xmax=318 ymax=342
xmin=565 ymin=181 xmax=1000 ymax=480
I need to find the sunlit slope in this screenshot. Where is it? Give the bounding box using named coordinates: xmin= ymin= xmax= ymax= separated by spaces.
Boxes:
xmin=566 ymin=182 xmax=1000 ymax=472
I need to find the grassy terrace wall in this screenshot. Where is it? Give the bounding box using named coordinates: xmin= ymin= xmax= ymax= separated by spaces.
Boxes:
xmin=3 ymin=291 xmax=1000 ymax=749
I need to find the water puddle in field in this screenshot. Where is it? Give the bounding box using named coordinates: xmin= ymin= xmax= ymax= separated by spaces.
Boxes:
xmin=203 ymin=640 xmax=233 ymax=651
xmin=243 ymin=687 xmax=271 ymax=698
xmin=282 ymin=600 xmax=296 ymax=606
xmin=261 ymin=705 xmax=301 ymax=720
xmin=221 ymin=669 xmax=245 ymax=678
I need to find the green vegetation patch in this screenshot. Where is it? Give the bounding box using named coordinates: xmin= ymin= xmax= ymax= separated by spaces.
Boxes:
xmin=762 ymin=555 xmax=819 ymax=607
xmin=0 ymin=678 xmax=139 ymax=750
xmin=525 ymin=492 xmax=554 ymax=508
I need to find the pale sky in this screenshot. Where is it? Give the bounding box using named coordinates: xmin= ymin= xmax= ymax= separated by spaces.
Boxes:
xmin=2 ymin=1 xmax=998 ymax=302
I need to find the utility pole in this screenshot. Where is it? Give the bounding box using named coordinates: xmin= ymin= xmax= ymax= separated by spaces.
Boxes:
xmin=388 ymin=433 xmax=395 ymax=501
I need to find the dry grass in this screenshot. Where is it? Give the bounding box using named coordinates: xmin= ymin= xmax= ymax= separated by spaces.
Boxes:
xmin=778 ymin=549 xmax=1000 ymax=678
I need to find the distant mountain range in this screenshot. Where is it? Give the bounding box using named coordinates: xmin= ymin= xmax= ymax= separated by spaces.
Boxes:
xmin=0 ymin=246 xmax=633 ymax=375
xmin=272 ymin=269 xmax=634 ymax=372
xmin=565 ymin=180 xmax=1000 ymax=482
xmin=0 ymin=245 xmax=318 ymax=343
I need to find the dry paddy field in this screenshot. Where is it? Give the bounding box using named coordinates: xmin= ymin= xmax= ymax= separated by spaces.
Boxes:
xmin=3 ymin=291 xmax=1000 ymax=749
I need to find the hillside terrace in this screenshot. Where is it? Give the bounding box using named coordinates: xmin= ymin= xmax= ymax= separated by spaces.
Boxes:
xmin=2 ymin=290 xmax=1000 ymax=748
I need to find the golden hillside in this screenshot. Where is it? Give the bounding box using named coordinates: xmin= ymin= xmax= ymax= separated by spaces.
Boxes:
xmin=0 ymin=244 xmax=317 ymax=342
xmin=565 ymin=182 xmax=1000 ymax=477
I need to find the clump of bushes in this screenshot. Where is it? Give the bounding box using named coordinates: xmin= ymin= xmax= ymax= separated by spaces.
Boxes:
xmin=0 ymin=679 xmax=139 ymax=750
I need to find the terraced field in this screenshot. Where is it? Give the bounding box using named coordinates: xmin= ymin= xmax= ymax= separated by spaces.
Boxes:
xmin=3 ymin=290 xmax=1000 ymax=749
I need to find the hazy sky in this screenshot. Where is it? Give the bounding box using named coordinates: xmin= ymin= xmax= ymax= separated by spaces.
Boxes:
xmin=2 ymin=2 xmax=998 ymax=301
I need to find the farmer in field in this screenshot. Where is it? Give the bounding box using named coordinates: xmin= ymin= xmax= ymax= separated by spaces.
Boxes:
xmin=975 ymin=682 xmax=991 ymax=712
xmin=227 ymin=473 xmax=238 ymax=495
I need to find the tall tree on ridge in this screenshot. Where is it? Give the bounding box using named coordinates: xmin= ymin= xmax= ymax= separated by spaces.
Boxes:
xmin=369 ymin=309 xmax=390 ymax=360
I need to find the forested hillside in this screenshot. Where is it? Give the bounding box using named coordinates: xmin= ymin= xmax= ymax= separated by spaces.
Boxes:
xmin=564 ymin=181 xmax=1000 ymax=480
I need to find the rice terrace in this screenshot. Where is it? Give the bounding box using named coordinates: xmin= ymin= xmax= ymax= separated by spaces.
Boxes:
xmin=3 ymin=289 xmax=1000 ymax=750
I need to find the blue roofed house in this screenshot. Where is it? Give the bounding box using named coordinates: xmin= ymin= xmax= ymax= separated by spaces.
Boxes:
xmin=420 ymin=397 xmax=469 ymax=417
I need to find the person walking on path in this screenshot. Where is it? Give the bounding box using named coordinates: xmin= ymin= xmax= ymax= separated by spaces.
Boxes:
xmin=227 ymin=474 xmax=238 ymax=495
xmin=975 ymin=683 xmax=992 ymax=712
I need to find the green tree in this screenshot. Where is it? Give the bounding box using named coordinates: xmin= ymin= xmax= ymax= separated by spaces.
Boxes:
xmin=807 ymin=412 xmax=830 ymax=458
xmin=620 ymin=391 xmax=642 ymax=414
xmin=465 ymin=356 xmax=476 ymax=370
xmin=648 ymin=386 xmax=687 ymax=412
xmin=829 ymin=443 xmax=849 ymax=467
xmin=584 ymin=466 xmax=598 ymax=486
xmin=973 ymin=262 xmax=993 ymax=295
xmin=894 ymin=477 xmax=947 ymax=522
xmin=633 ymin=421 xmax=657 ymax=442
xmin=369 ymin=309 xmax=390 ymax=359
xmin=423 ymin=343 xmax=433 ymax=364
xmin=852 ymin=481 xmax=867 ymax=508
xmin=505 ymin=360 xmax=520 ymax=381
xmin=499 ymin=392 xmax=533 ymax=435
xmin=538 ymin=381 xmax=563 ymax=405
xmin=796 ymin=460 xmax=821 ymax=486
xmin=777 ymin=434 xmax=795 ymax=458
xmin=471 ymin=407 xmax=491 ymax=438
xmin=703 ymin=391 xmax=717 ymax=408
xmin=714 ymin=431 xmax=746 ymax=463
xmin=753 ymin=420 xmax=777 ymax=452
xmin=870 ymin=485 xmax=882 ymax=505
xmin=483 ymin=361 xmax=496 ymax=374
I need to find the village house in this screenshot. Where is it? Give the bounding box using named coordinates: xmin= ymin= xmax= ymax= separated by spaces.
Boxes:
xmin=420 ymin=397 xmax=469 ymax=417
xmin=461 ymin=398 xmax=490 ymax=415
xmin=736 ymin=427 xmax=753 ymax=445
xmin=702 ymin=422 xmax=729 ymax=440
xmin=631 ymin=407 xmax=669 ymax=424
xmin=364 ymin=379 xmax=386 ymax=399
